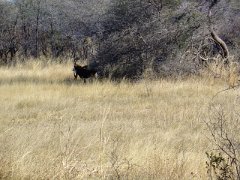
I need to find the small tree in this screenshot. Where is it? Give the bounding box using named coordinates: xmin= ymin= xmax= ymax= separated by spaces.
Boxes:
xmin=206 ymin=99 xmax=240 ymax=179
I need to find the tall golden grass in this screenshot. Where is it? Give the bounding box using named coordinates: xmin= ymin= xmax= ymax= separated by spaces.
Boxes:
xmin=0 ymin=60 xmax=239 ymax=179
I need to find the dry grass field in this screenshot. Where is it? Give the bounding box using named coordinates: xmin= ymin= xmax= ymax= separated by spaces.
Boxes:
xmin=0 ymin=60 xmax=239 ymax=179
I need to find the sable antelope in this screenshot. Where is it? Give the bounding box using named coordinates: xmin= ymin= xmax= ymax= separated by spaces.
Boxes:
xmin=72 ymin=62 xmax=98 ymax=83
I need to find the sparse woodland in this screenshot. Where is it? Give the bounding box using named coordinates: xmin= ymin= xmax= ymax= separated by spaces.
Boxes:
xmin=1 ymin=0 xmax=240 ymax=179
xmin=1 ymin=0 xmax=240 ymax=78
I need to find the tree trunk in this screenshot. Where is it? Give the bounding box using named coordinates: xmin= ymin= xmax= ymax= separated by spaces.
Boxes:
xmin=35 ymin=0 xmax=40 ymax=58
xmin=208 ymin=2 xmax=229 ymax=60
xmin=209 ymin=26 xmax=229 ymax=58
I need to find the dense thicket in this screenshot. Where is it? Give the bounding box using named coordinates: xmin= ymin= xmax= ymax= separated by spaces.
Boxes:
xmin=0 ymin=0 xmax=240 ymax=79
xmin=95 ymin=0 xmax=240 ymax=79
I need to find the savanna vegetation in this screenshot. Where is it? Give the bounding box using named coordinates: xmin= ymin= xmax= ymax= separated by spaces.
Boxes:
xmin=1 ymin=0 xmax=240 ymax=78
xmin=1 ymin=0 xmax=240 ymax=179
xmin=0 ymin=60 xmax=238 ymax=179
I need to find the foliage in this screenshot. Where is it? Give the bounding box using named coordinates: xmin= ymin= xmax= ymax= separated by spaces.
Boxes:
xmin=0 ymin=0 xmax=240 ymax=79
xmin=206 ymin=152 xmax=234 ymax=179
xmin=95 ymin=0 xmax=204 ymax=79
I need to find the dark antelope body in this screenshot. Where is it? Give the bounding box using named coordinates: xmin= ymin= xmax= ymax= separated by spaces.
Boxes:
xmin=73 ymin=63 xmax=97 ymax=83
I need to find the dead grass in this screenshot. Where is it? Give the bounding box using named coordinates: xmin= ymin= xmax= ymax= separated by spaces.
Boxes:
xmin=0 ymin=60 xmax=239 ymax=179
